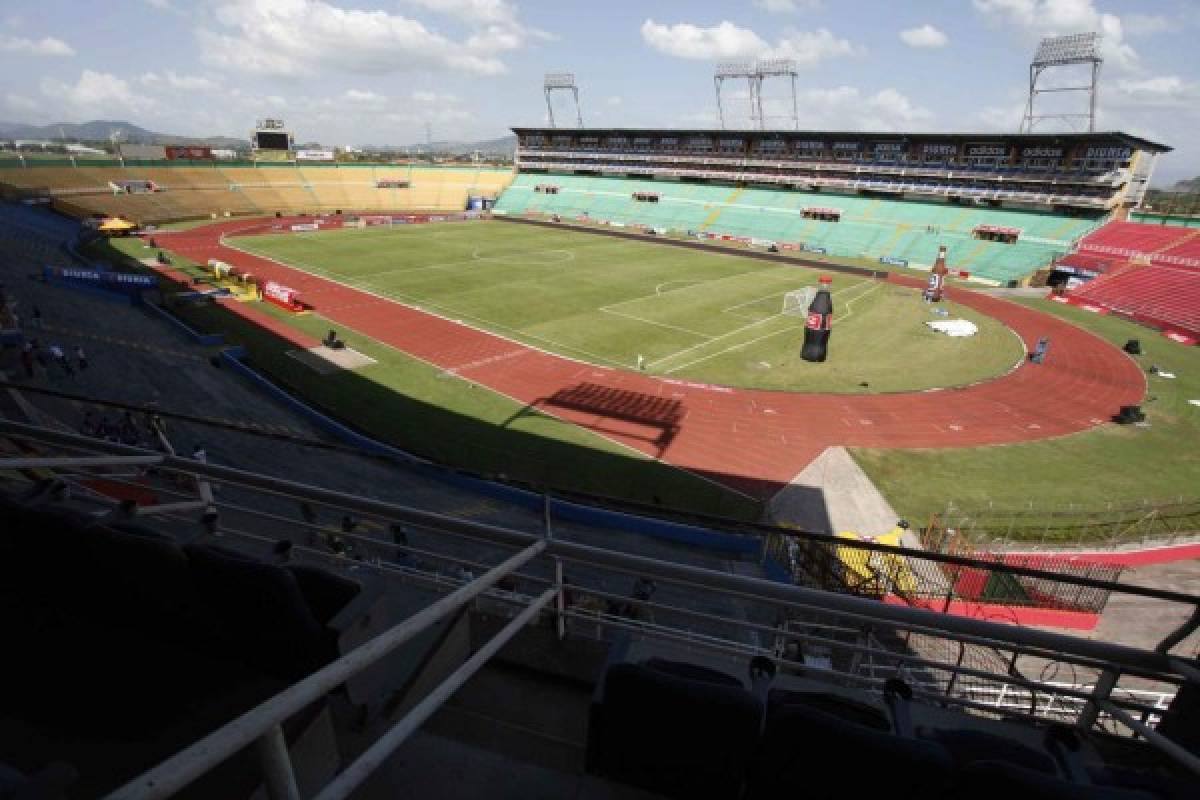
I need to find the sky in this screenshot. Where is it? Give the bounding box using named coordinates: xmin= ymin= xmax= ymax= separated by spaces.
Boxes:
xmin=1 ymin=0 xmax=1197 ymax=184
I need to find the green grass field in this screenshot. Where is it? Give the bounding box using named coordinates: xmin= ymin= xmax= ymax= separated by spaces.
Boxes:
xmin=853 ymin=299 xmax=1200 ymax=537
xmin=233 ymin=221 xmax=1023 ymax=393
xmin=103 ymin=223 xmax=1200 ymax=542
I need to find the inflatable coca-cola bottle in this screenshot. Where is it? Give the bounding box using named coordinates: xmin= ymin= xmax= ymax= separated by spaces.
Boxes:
xmin=801 ymin=276 xmax=834 ymax=363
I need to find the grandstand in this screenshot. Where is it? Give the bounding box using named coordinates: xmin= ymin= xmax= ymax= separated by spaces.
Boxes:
xmin=0 ymin=163 xmax=514 ymax=224
xmin=1 ymin=418 xmax=1197 ymax=799
xmin=1049 ymin=219 xmax=1200 ymax=338
xmin=503 ymin=127 xmax=1169 ymax=285
xmin=496 ymin=173 xmax=1099 ymax=285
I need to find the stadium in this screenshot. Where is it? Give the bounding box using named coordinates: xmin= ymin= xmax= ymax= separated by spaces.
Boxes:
xmin=0 ymin=9 xmax=1198 ymax=800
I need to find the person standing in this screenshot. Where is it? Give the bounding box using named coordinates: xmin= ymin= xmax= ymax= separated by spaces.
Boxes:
xmin=20 ymin=342 xmax=34 ymax=379
xmin=31 ymin=305 xmax=42 ymax=329
xmin=49 ymin=344 xmax=73 ymax=376
xmin=74 ymin=345 xmax=88 ymax=372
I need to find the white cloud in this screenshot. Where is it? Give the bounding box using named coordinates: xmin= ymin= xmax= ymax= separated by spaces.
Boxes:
xmin=343 ymin=88 xmax=385 ymax=104
xmin=641 ymin=19 xmax=767 ymax=60
xmin=1122 ymin=13 xmax=1169 ymax=37
xmin=4 ymin=93 xmax=38 ymax=113
xmin=705 ymin=85 xmax=932 ymax=131
xmin=143 ymin=0 xmax=171 ymax=9
xmin=199 ymin=0 xmax=535 ymax=77
xmin=1109 ymin=76 xmax=1198 ymax=110
xmin=766 ymin=28 xmax=859 ymax=65
xmin=753 ymin=0 xmax=823 ymax=12
xmin=404 ymin=0 xmax=516 ymax=25
xmin=607 ymin=95 xmax=622 ymax=106
xmin=641 ymin=19 xmax=857 ymax=66
xmin=900 ymin=24 xmax=948 ymax=48
xmin=40 ymin=70 xmax=154 ymax=116
xmin=140 ymin=70 xmax=216 ymax=91
xmin=972 ymin=0 xmax=1138 ymax=70
xmin=0 ymin=34 xmax=74 ymax=56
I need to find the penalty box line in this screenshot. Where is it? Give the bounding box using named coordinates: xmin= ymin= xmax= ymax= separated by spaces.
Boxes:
xmin=647 ymin=281 xmax=873 ymax=371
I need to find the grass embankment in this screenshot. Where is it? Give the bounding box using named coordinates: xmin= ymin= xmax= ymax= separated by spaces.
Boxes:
xmin=854 ymin=300 xmax=1200 ymax=541
xmin=98 ymin=235 xmax=762 ymax=521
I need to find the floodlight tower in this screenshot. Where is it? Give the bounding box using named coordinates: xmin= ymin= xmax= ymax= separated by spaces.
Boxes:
xmin=754 ymin=58 xmax=800 ymax=130
xmin=1020 ymin=32 xmax=1103 ymax=133
xmin=544 ymin=72 xmax=583 ymax=128
xmin=714 ymin=62 xmax=757 ymax=129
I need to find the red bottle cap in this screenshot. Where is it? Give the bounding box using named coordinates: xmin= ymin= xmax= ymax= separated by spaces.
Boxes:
xmin=819 ymin=275 xmax=832 ymax=285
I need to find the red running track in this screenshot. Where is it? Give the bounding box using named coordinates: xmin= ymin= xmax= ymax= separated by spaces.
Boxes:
xmin=159 ymin=218 xmax=1146 ymax=501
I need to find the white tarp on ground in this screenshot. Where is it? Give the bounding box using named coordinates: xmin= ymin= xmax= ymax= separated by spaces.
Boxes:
xmin=926 ymin=319 xmax=978 ymax=337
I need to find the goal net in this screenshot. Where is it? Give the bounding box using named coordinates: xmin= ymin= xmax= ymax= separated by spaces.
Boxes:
xmin=782 ymin=287 xmax=816 ymax=316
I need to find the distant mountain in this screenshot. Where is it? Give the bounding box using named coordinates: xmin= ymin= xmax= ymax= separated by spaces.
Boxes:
xmin=1170 ymin=176 xmax=1200 ymax=193
xmin=370 ymin=134 xmax=517 ymax=155
xmin=0 ymin=119 xmax=246 ymax=149
xmin=0 ymin=118 xmax=514 ymax=155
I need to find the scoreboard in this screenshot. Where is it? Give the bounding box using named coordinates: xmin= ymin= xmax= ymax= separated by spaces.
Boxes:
xmin=254 ymin=131 xmax=291 ymax=151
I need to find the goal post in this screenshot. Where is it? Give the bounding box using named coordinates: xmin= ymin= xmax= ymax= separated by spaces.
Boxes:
xmin=782 ymin=287 xmax=816 ymax=316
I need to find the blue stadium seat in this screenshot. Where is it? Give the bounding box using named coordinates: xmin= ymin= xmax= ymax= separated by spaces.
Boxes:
xmin=588 ymin=660 xmax=764 ymax=799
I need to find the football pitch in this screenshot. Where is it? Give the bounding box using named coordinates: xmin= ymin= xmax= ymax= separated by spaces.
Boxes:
xmin=233 ymin=221 xmax=1024 ymax=393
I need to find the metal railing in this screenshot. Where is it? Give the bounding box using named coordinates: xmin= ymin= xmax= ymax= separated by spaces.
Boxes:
xmin=1 ymin=418 xmax=1198 ymax=797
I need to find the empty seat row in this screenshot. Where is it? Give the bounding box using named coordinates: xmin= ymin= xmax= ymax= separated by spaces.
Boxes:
xmin=0 ymin=493 xmax=377 ymax=795
xmin=586 ymin=656 xmax=1189 ymax=799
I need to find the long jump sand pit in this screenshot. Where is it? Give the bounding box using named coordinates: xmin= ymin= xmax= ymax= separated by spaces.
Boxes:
xmin=287 ymin=345 xmax=377 ymax=375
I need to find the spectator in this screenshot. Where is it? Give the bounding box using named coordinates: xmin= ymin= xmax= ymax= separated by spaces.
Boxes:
xmin=48 ymin=344 xmax=72 ymax=376
xmin=30 ymin=305 xmax=42 ymax=329
xmin=74 ymin=345 xmax=87 ymax=372
xmin=80 ymin=410 xmax=98 ymax=437
xmin=191 ymin=443 xmax=207 ymax=463
xmin=119 ymin=412 xmax=140 ymax=445
xmin=19 ymin=342 xmax=34 ymax=379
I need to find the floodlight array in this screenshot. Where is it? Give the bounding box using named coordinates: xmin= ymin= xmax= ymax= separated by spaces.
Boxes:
xmin=715 ymin=62 xmax=755 ymax=78
xmin=543 ymin=72 xmax=577 ymax=89
xmin=1033 ymin=33 xmax=1101 ymax=66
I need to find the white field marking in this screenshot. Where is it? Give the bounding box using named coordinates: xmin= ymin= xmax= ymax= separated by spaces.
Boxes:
xmin=828 ymin=280 xmax=884 ymax=326
xmin=266 ymin=299 xmax=753 ymax=501
xmin=663 ymin=324 xmax=803 ymax=375
xmin=655 ymin=280 xmax=701 ymax=294
xmin=664 ymin=280 xmax=887 ymax=374
xmin=600 ymin=265 xmax=786 ymax=312
xmin=598 ymin=308 xmax=713 ymax=339
xmin=472 ymin=246 xmax=575 ymax=264
xmin=646 ymin=281 xmax=870 ymax=370
xmin=220 ymin=237 xmax=628 ymax=369
xmin=667 ymin=280 xmax=883 ymax=374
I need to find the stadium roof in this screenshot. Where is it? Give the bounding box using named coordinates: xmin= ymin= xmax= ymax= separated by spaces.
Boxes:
xmin=511 ymin=127 xmax=1172 ymax=153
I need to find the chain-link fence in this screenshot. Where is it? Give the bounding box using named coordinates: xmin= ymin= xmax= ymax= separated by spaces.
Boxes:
xmin=935 ymin=500 xmax=1200 ymax=551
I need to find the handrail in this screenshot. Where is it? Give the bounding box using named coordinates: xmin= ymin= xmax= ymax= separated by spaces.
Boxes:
xmin=1 ymin=418 xmax=1194 ymax=673
xmin=3 ymin=418 xmax=1198 ymax=789
xmin=6 ymin=415 xmax=1195 ymax=608
xmin=104 ymin=540 xmax=547 ymax=800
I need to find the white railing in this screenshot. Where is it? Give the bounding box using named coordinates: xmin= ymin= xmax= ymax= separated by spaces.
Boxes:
xmin=1 ymin=419 xmax=1198 ymax=796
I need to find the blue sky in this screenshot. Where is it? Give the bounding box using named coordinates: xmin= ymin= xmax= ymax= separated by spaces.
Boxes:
xmin=1 ymin=0 xmax=1197 ymax=183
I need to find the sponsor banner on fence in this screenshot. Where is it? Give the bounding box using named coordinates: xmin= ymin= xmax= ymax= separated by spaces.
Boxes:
xmin=290 ymin=223 xmax=320 ymax=232
xmin=295 ymin=149 xmax=335 ymax=161
xmin=48 ymin=266 xmax=156 ymax=288
xmin=879 ymin=255 xmax=909 ymax=267
xmin=164 ymin=145 xmax=213 ymax=161
xmin=802 ymin=245 xmax=827 ymax=255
